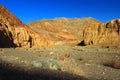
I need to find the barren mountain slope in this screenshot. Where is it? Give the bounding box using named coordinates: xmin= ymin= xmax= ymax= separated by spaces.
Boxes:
xmin=27 ymin=17 xmax=100 ymax=44
xmin=0 ymin=4 xmax=53 ymax=48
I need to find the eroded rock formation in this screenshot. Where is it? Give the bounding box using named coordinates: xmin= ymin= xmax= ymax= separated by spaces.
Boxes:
xmin=1 ymin=4 xmax=120 ymax=47
xmin=82 ymin=19 xmax=120 ymax=46
xmin=0 ymin=4 xmax=52 ymax=48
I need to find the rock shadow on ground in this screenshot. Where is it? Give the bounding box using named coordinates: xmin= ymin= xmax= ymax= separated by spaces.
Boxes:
xmin=0 ymin=59 xmax=88 ymax=80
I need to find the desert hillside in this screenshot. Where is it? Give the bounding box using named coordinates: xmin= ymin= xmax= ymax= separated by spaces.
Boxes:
xmin=0 ymin=4 xmax=120 ymax=80
xmin=0 ymin=4 xmax=53 ymax=48
xmin=27 ymin=17 xmax=100 ymax=44
xmin=27 ymin=17 xmax=120 ymax=47
xmin=0 ymin=4 xmax=120 ymax=48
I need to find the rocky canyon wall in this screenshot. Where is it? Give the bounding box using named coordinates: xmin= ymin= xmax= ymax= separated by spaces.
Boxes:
xmin=0 ymin=5 xmax=52 ymax=48
xmin=82 ymin=19 xmax=120 ymax=46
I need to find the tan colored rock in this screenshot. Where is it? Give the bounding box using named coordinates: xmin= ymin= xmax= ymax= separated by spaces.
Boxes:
xmin=27 ymin=17 xmax=99 ymax=45
xmin=0 ymin=4 xmax=52 ymax=48
xmin=82 ymin=19 xmax=120 ymax=46
xmin=2 ymin=4 xmax=119 ymax=47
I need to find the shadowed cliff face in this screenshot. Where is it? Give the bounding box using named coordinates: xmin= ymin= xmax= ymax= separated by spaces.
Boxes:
xmin=82 ymin=19 xmax=120 ymax=46
xmin=0 ymin=5 xmax=52 ymax=48
xmin=0 ymin=5 xmax=25 ymax=47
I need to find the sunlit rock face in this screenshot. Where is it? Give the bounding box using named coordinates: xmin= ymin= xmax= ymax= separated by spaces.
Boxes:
xmin=0 ymin=4 xmax=52 ymax=48
xmin=1 ymin=4 xmax=119 ymax=48
xmin=82 ymin=19 xmax=120 ymax=46
xmin=27 ymin=17 xmax=100 ymax=45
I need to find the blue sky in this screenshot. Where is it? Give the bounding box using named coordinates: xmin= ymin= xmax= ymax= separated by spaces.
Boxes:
xmin=0 ymin=0 xmax=120 ymax=23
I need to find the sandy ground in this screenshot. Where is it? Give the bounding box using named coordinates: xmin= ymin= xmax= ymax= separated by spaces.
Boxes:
xmin=0 ymin=44 xmax=120 ymax=80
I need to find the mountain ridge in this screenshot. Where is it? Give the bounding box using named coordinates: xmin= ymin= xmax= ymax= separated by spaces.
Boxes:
xmin=0 ymin=4 xmax=120 ymax=48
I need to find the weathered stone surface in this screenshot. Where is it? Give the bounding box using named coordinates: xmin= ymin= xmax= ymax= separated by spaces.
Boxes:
xmin=0 ymin=4 xmax=52 ymax=48
xmin=82 ymin=19 xmax=120 ymax=46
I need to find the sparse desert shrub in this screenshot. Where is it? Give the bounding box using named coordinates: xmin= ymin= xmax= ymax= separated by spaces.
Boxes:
xmin=104 ymin=58 xmax=120 ymax=69
xmin=59 ymin=59 xmax=85 ymax=76
xmin=32 ymin=59 xmax=60 ymax=70
xmin=0 ymin=48 xmax=5 ymax=54
xmin=59 ymin=53 xmax=70 ymax=61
